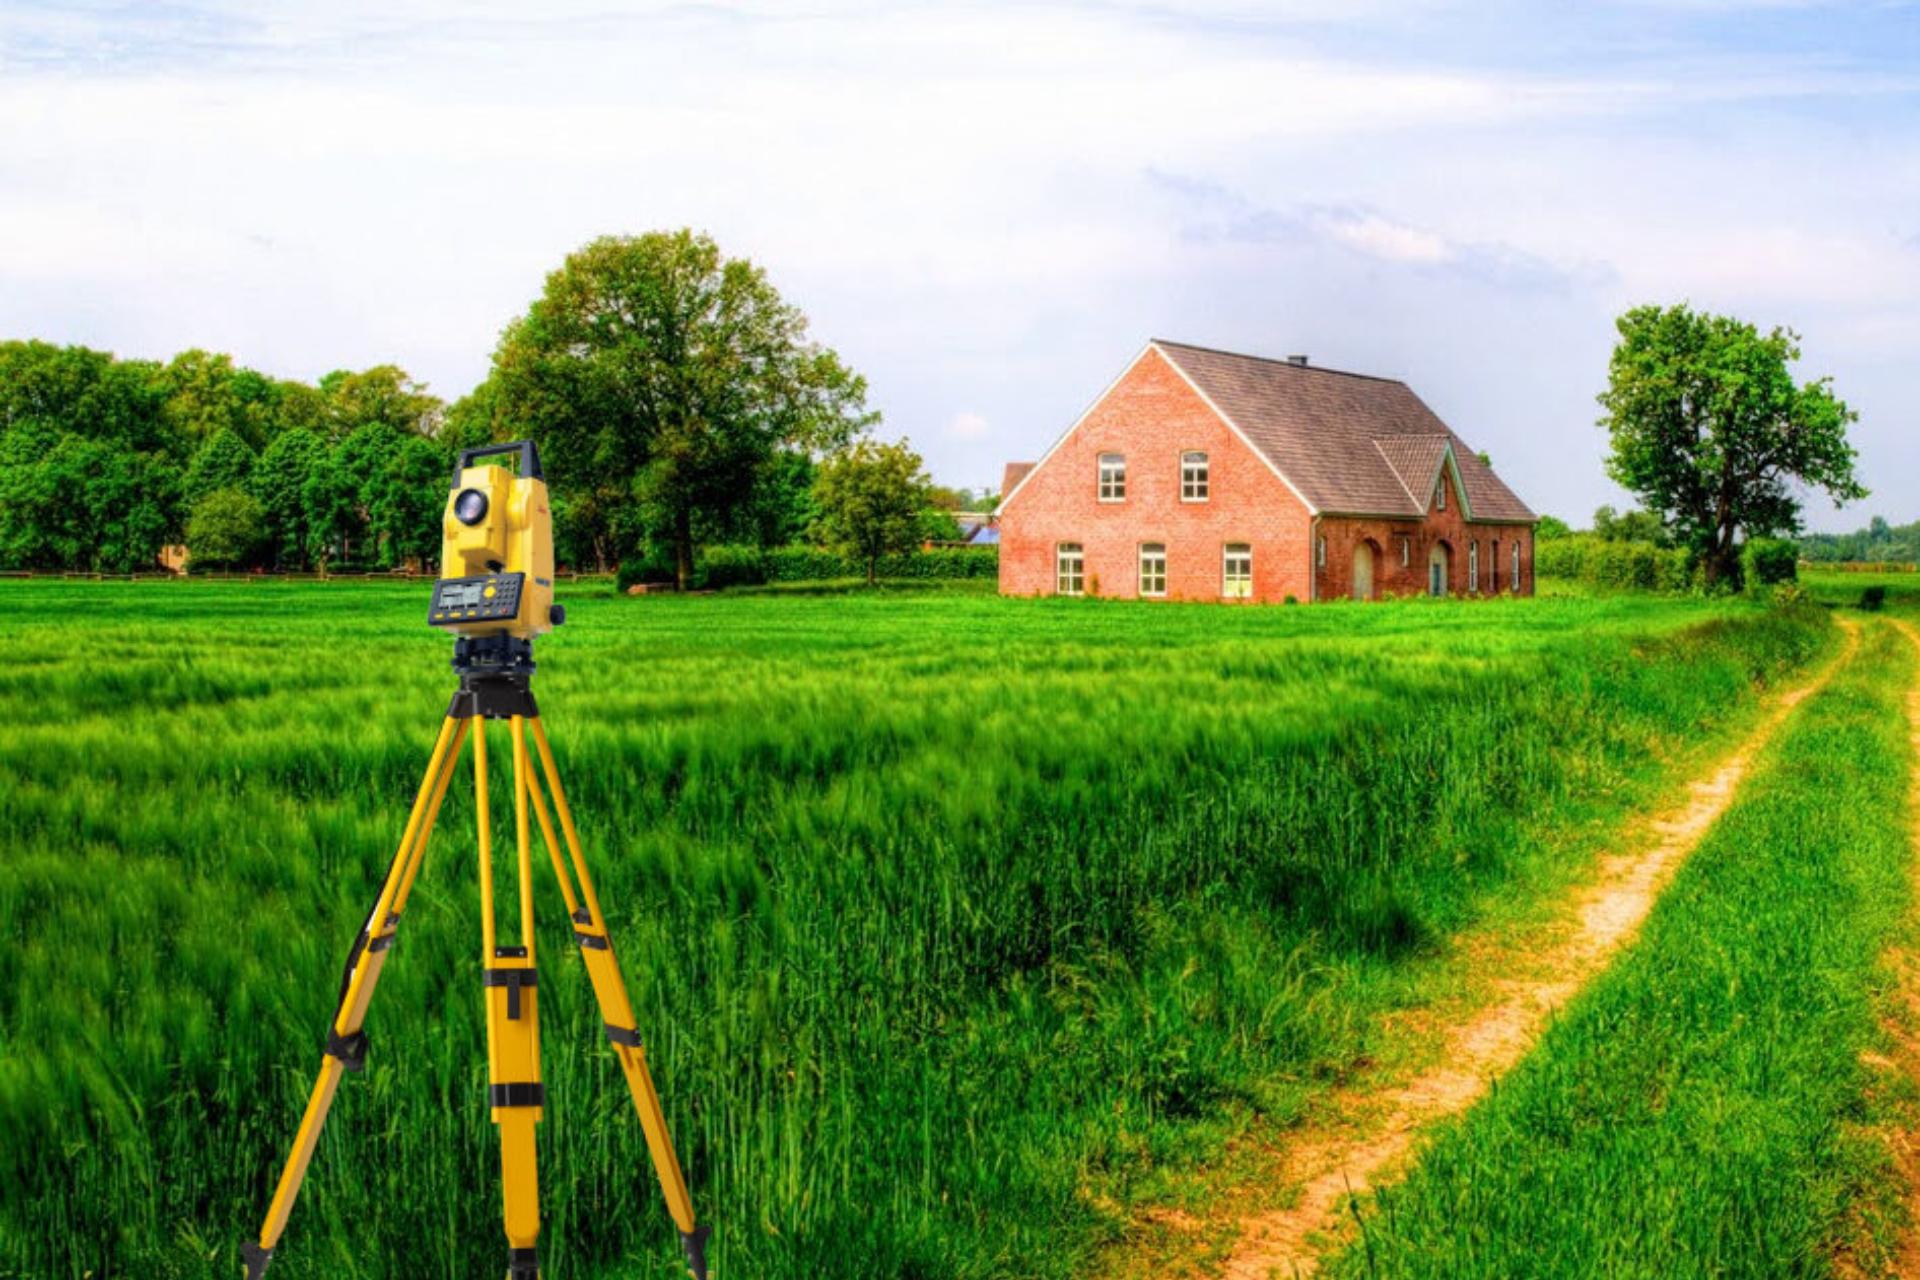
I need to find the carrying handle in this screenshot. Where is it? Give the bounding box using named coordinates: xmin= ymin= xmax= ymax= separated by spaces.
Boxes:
xmin=452 ymin=440 xmax=543 ymax=487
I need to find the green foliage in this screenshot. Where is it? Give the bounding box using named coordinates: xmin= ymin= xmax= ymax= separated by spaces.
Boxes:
xmin=491 ymin=230 xmax=876 ymax=587
xmin=812 ymin=438 xmax=934 ymax=583
xmin=184 ymin=426 xmax=258 ymax=502
xmin=252 ymin=429 xmax=327 ymax=570
xmin=1799 ymin=512 xmax=1920 ymax=564
xmin=1598 ymin=303 xmax=1865 ymax=585
xmin=0 ymin=583 xmax=1826 ymax=1279
xmin=1323 ymin=622 xmax=1909 ymax=1280
xmin=1534 ymin=514 xmax=1572 ymax=540
xmin=1590 ymin=503 xmax=1668 ymax=545
xmin=318 ymin=365 xmax=443 ymax=438
xmin=1535 ymin=534 xmax=1697 ymax=593
xmin=185 ymin=486 xmax=265 ymax=569
xmin=1740 ymin=536 xmax=1799 ymax=592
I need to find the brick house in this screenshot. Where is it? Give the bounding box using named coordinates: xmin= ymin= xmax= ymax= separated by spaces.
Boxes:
xmin=996 ymin=340 xmax=1537 ymax=603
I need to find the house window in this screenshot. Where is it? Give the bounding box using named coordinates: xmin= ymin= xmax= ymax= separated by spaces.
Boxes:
xmin=1139 ymin=543 xmax=1167 ymax=597
xmin=1182 ymin=452 xmax=1209 ymax=501
xmin=1056 ymin=543 xmax=1084 ymax=596
xmin=1098 ymin=453 xmax=1126 ymax=502
xmin=1316 ymin=535 xmax=1327 ymax=567
xmin=1222 ymin=543 xmax=1252 ymax=599
xmin=1435 ymin=478 xmax=1447 ymax=511
xmin=1468 ymin=540 xmax=1479 ymax=593
xmin=1512 ymin=539 xmax=1521 ymax=591
xmin=1401 ymin=537 xmax=1410 ymax=567
xmin=1490 ymin=539 xmax=1499 ymax=592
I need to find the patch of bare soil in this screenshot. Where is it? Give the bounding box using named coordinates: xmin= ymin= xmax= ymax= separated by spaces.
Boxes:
xmin=1210 ymin=619 xmax=1862 ymax=1280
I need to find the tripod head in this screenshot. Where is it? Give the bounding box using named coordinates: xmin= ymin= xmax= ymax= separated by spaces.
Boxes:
xmin=429 ymin=440 xmax=565 ymax=643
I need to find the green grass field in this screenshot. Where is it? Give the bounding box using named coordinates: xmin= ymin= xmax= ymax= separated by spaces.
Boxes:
xmin=0 ymin=581 xmax=1834 ymax=1278
xmin=1322 ymin=617 xmax=1918 ymax=1279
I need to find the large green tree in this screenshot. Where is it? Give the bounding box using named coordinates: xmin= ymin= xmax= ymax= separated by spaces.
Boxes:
xmin=319 ymin=365 xmax=443 ymax=439
xmin=813 ymin=438 xmax=933 ymax=584
xmin=185 ymin=427 xmax=258 ymax=502
xmin=185 ymin=486 xmax=265 ymax=569
xmin=253 ymin=428 xmax=328 ymax=570
xmin=1598 ymin=304 xmax=1865 ymax=586
xmin=490 ymin=230 xmax=874 ymax=583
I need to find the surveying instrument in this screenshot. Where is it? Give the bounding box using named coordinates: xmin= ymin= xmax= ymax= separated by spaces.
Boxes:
xmin=242 ymin=441 xmax=710 ymax=1280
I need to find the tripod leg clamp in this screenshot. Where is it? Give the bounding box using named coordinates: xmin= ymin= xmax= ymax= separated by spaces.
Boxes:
xmin=241 ymin=1241 xmax=274 ymax=1280
xmin=679 ymin=1224 xmax=712 ymax=1280
xmin=508 ymin=1246 xmax=540 ymax=1279
xmin=604 ymin=1023 xmax=643 ymax=1049
xmin=325 ymin=1028 xmax=369 ymax=1072
xmin=482 ymin=967 xmax=538 ymax=1020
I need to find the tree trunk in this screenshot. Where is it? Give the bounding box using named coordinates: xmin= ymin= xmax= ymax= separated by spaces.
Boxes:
xmin=674 ymin=510 xmax=693 ymax=591
xmin=867 ymin=555 xmax=877 ymax=586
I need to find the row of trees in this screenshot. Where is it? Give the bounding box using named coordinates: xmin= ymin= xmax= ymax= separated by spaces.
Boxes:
xmin=1798 ymin=515 xmax=1920 ymax=564
xmin=0 ymin=231 xmax=989 ymax=579
xmin=0 ymin=342 xmax=465 ymax=572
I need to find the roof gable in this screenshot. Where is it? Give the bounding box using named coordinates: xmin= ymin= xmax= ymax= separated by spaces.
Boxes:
xmin=998 ymin=343 xmax=1306 ymax=515
xmin=1151 ymin=341 xmax=1535 ymax=523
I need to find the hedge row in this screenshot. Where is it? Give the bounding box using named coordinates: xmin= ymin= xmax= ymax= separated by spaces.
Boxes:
xmin=1536 ymin=535 xmax=1699 ymax=592
xmin=1535 ymin=534 xmax=1798 ymax=595
xmin=620 ymin=544 xmax=999 ymax=590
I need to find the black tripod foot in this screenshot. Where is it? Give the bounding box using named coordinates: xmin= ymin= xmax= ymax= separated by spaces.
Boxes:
xmin=240 ymin=1241 xmax=274 ymax=1280
xmin=679 ymin=1224 xmax=712 ymax=1279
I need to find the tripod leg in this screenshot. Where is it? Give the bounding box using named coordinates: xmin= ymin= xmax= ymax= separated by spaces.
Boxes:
xmin=522 ymin=716 xmax=711 ymax=1280
xmin=243 ymin=715 xmax=469 ymax=1279
xmin=478 ymin=716 xmax=548 ymax=1280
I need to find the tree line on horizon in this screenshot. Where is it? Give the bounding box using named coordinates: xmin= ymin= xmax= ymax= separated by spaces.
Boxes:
xmin=0 ymin=230 xmax=996 ymax=581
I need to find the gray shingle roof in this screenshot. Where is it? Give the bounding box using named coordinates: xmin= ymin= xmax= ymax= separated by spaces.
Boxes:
xmin=1154 ymin=340 xmax=1536 ymax=523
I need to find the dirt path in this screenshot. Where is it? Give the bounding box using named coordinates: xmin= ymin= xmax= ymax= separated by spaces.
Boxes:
xmin=1212 ymin=618 xmax=1862 ymax=1280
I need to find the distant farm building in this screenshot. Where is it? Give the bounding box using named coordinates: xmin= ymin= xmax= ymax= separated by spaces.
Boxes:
xmin=996 ymin=340 xmax=1537 ymax=603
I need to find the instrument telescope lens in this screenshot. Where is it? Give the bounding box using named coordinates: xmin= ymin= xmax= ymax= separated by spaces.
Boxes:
xmin=453 ymin=488 xmax=489 ymax=526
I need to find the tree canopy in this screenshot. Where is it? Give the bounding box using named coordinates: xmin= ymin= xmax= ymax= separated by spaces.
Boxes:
xmin=489 ymin=230 xmax=876 ymax=582
xmin=813 ymin=439 xmax=934 ymax=584
xmin=1597 ymin=303 xmax=1865 ymax=585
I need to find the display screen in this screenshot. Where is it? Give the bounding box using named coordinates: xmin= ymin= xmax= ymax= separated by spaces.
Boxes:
xmin=438 ymin=581 xmax=483 ymax=608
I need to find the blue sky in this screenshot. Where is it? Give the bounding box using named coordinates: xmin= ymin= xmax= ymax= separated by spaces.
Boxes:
xmin=2 ymin=1 xmax=1917 ymax=529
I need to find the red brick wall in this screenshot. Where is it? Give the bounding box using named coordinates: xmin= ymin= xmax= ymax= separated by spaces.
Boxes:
xmin=998 ymin=347 xmax=1313 ymax=603
xmin=1314 ymin=508 xmax=1535 ymax=601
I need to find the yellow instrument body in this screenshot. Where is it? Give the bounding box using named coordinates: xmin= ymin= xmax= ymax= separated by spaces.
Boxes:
xmin=432 ymin=460 xmax=556 ymax=640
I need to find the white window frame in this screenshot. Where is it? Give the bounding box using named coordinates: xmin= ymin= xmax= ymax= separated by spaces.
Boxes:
xmin=1222 ymin=542 xmax=1252 ymax=599
xmin=1097 ymin=453 xmax=1126 ymax=503
xmin=1139 ymin=542 xmax=1167 ymax=598
xmin=1512 ymin=539 xmax=1521 ymax=591
xmin=1181 ymin=451 xmax=1210 ymax=502
xmin=1468 ymin=540 xmax=1479 ymax=593
xmin=1435 ymin=479 xmax=1447 ymax=511
xmin=1490 ymin=539 xmax=1499 ymax=592
xmin=1056 ymin=543 xmax=1084 ymax=596
xmin=1401 ymin=537 xmax=1410 ymax=568
xmin=1316 ymin=535 xmax=1327 ymax=568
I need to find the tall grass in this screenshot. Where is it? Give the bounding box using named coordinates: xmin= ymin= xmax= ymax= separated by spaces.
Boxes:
xmin=0 ymin=583 xmax=1826 ymax=1278
xmin=1323 ymin=619 xmax=1913 ymax=1280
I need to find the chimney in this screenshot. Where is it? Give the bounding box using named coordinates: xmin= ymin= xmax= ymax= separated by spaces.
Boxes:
xmin=1286 ymin=354 xmax=1310 ymax=367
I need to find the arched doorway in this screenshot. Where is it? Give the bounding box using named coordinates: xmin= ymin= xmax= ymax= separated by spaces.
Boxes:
xmin=1352 ymin=541 xmax=1376 ymax=601
xmin=1427 ymin=542 xmax=1451 ymax=597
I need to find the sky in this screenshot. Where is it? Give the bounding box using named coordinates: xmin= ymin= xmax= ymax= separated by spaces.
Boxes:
xmin=2 ymin=1 xmax=1917 ymax=529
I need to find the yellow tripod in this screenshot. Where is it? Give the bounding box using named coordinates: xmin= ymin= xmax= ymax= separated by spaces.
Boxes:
xmin=242 ymin=656 xmax=710 ymax=1280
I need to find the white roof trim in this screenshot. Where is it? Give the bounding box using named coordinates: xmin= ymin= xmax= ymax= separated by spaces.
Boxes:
xmin=997 ymin=342 xmax=1158 ymax=516
xmin=1373 ymin=439 xmax=1423 ymax=512
xmin=1150 ymin=342 xmax=1321 ymax=516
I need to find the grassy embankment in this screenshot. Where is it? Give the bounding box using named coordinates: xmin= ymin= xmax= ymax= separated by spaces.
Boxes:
xmin=0 ymin=581 xmax=1825 ymax=1278
xmin=1321 ymin=616 xmax=1918 ymax=1280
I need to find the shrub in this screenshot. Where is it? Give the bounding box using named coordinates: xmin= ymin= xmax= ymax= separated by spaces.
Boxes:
xmin=1862 ymin=585 xmax=1887 ymax=611
xmin=186 ymin=486 xmax=265 ymax=570
xmin=1741 ymin=537 xmax=1798 ymax=592
xmin=1536 ymin=534 xmax=1696 ymax=595
xmin=761 ymin=544 xmax=996 ymax=583
xmin=700 ymin=544 xmax=770 ymax=589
